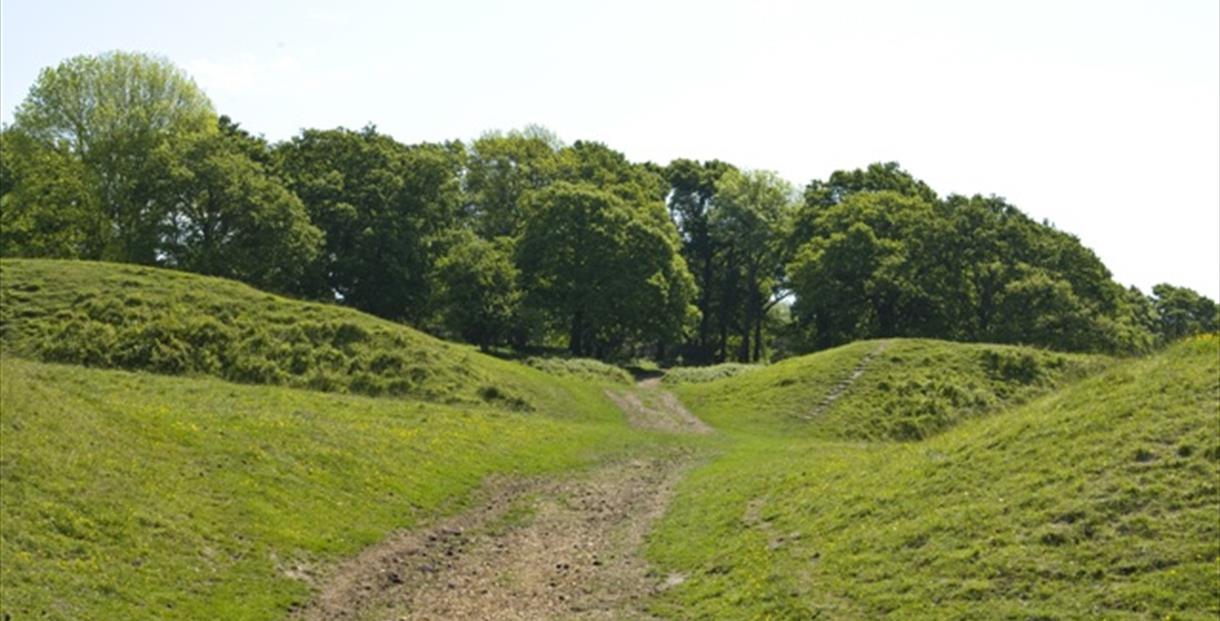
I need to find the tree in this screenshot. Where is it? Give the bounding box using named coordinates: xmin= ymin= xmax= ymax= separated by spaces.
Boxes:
xmin=711 ymin=169 xmax=796 ymax=361
xmin=0 ymin=127 xmax=102 ymax=258
xmin=12 ymin=51 xmax=216 ymax=262
xmin=664 ymin=158 xmax=737 ymax=362
xmin=1151 ymin=284 xmax=1218 ymax=341
xmin=276 ymin=127 xmax=465 ymax=320
xmin=516 ymin=182 xmax=695 ymax=358
xmin=557 ymin=140 xmax=669 ymax=207
xmin=159 ymin=120 xmax=322 ymax=292
xmin=464 ymin=127 xmax=562 ymax=238
xmin=432 ymin=231 xmax=521 ymax=350
xmin=786 ymin=161 xmax=1158 ymax=355
xmin=794 ymin=161 xmax=938 ymax=245
xmin=989 ymin=266 xmax=1098 ymax=350
xmin=790 ymin=221 xmax=896 ymax=347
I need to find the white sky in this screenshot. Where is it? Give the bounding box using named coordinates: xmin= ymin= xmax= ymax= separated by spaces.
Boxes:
xmin=2 ymin=0 xmax=1217 ymax=298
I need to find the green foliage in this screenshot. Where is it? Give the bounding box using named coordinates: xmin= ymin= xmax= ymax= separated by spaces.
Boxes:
xmin=648 ymin=336 xmax=1219 ymax=619
xmin=3 ymin=54 xmax=321 ymax=298
xmin=0 ymin=52 xmax=1193 ymax=361
xmin=0 ymin=259 xmax=581 ymax=411
xmin=159 ymin=119 xmax=322 ymax=292
xmin=432 ymin=231 xmax=521 ymax=349
xmin=275 ymin=127 xmax=465 ymax=320
xmin=464 ymin=127 xmax=563 ymax=238
xmin=0 ymin=128 xmax=103 ymax=258
xmin=1151 ymin=283 xmax=1218 ymax=341
xmin=663 ymin=159 xmax=738 ymax=363
xmin=556 ymin=140 xmax=670 ymax=205
xmin=516 ymin=181 xmax=696 ymax=358
xmin=803 ymin=161 xmax=938 ymax=209
xmin=710 ymin=169 xmax=797 ymax=362
xmin=11 ymin=51 xmax=216 ymax=263
xmin=789 ymin=210 xmax=915 ymax=346
xmin=788 ymin=175 xmax=1154 ymax=354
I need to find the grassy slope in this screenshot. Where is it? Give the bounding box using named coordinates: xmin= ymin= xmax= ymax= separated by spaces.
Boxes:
xmin=3 ymin=259 xmax=1215 ymax=620
xmin=648 ymin=336 xmax=1219 ymax=619
xmin=0 ymin=260 xmax=682 ymax=619
xmin=0 ymin=259 xmax=592 ymax=413
xmin=0 ymin=359 xmax=678 ymax=620
xmin=675 ymin=339 xmax=1109 ymax=441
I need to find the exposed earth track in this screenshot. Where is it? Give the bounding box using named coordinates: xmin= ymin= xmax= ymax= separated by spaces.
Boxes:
xmin=294 ymin=379 xmax=706 ymax=621
xmin=605 ymin=378 xmax=713 ymax=435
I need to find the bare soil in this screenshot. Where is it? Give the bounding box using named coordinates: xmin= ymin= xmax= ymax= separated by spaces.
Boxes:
xmin=605 ymin=379 xmax=713 ymax=435
xmin=293 ymin=381 xmax=706 ymax=621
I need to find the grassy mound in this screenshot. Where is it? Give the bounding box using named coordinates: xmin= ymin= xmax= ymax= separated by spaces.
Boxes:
xmin=0 ymin=358 xmax=676 ymax=620
xmin=523 ymin=356 xmax=633 ymax=384
xmin=674 ymin=339 xmax=1110 ymax=440
xmin=0 ymin=259 xmax=610 ymax=412
xmin=648 ymin=336 xmax=1220 ymax=619
xmin=661 ymin=362 xmax=759 ymax=385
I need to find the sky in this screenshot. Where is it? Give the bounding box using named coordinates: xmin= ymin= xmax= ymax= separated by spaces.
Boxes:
xmin=2 ymin=0 xmax=1217 ymax=298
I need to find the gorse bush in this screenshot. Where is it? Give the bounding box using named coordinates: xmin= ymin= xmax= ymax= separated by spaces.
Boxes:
xmin=0 ymin=260 xmax=545 ymax=408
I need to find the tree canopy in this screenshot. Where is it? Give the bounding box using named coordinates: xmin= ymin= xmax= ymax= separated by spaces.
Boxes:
xmin=2 ymin=51 xmax=1212 ymax=362
xmin=274 ymin=126 xmax=465 ymax=320
xmin=788 ymin=174 xmax=1161 ymax=354
xmin=516 ymin=181 xmax=696 ymax=357
xmin=159 ymin=119 xmax=322 ymax=291
xmin=12 ymin=51 xmax=216 ymax=262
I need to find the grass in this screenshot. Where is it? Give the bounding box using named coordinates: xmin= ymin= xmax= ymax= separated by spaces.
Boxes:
xmin=662 ymin=362 xmax=760 ymax=385
xmin=0 ymin=358 xmax=678 ymax=620
xmin=523 ymin=356 xmax=633 ymax=385
xmin=0 ymin=259 xmax=684 ymax=620
xmin=0 ymin=259 xmax=606 ymax=412
xmin=673 ymin=339 xmax=1111 ymax=440
xmin=647 ymin=335 xmax=1220 ymax=619
xmin=2 ymin=259 xmax=1215 ymax=620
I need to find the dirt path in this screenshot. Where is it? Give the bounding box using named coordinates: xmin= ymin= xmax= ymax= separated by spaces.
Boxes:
xmin=294 ymin=382 xmax=707 ymax=621
xmin=802 ymin=340 xmax=891 ymax=420
xmin=605 ymin=377 xmax=713 ymax=435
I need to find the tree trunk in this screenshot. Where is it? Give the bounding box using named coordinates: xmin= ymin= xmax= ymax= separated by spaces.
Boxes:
xmin=738 ymin=315 xmax=751 ymax=363
xmin=698 ymin=253 xmax=713 ymax=360
xmin=720 ymin=253 xmax=738 ymax=363
xmin=718 ymin=321 xmax=728 ymax=363
xmin=569 ymin=309 xmax=584 ymax=356
xmin=753 ymin=308 xmax=763 ymax=362
xmin=741 ymin=263 xmax=759 ymax=362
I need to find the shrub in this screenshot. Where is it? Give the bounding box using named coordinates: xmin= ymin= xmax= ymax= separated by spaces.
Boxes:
xmin=982 ymin=349 xmax=1042 ymax=384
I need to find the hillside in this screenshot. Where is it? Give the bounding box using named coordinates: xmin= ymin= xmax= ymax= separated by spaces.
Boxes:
xmin=0 ymin=358 xmax=679 ymax=620
xmin=1 ymin=259 xmax=1215 ymax=620
xmin=671 ymin=338 xmax=1110 ymax=440
xmin=0 ymin=260 xmax=679 ymax=620
xmin=647 ymin=336 xmax=1220 ymax=619
xmin=0 ymin=259 xmax=612 ymax=414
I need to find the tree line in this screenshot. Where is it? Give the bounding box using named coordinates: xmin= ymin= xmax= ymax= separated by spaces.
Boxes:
xmin=2 ymin=52 xmax=1215 ymax=362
